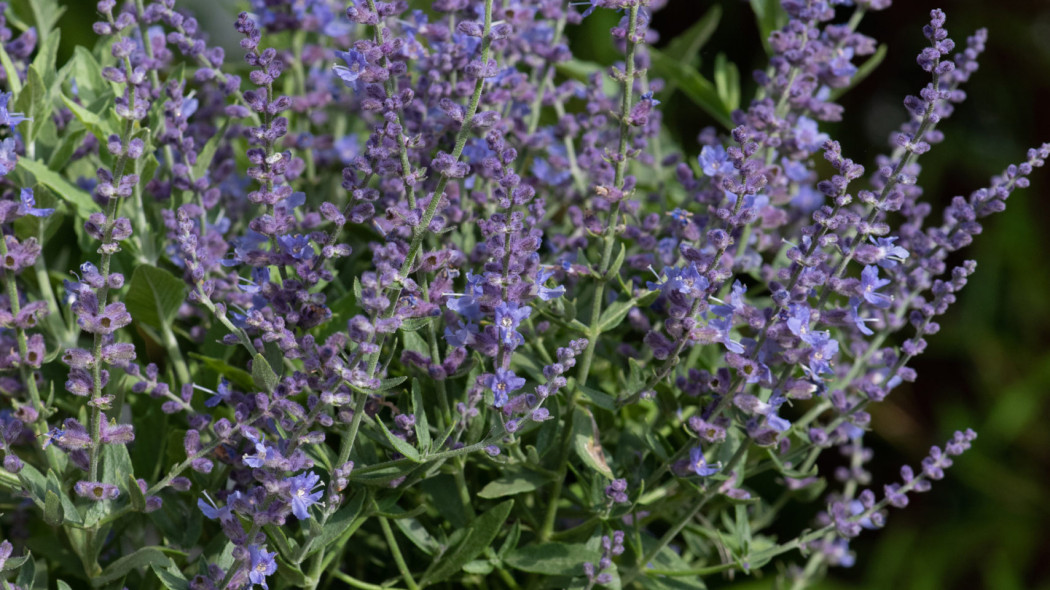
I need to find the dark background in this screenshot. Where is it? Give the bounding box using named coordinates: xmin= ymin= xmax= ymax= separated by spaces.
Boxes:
xmin=53 ymin=1 xmax=1050 ymax=588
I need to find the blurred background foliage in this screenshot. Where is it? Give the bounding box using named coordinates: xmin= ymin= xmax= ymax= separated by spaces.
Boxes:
xmin=49 ymin=1 xmax=1050 ymax=588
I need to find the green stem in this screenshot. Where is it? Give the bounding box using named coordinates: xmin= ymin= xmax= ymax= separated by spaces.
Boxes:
xmin=378 ymin=516 xmax=420 ymax=590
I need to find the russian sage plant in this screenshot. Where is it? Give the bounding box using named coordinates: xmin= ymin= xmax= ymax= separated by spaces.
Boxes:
xmin=0 ymin=0 xmax=1043 ymax=588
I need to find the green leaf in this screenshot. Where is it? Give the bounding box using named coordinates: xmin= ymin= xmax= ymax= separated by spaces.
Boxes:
xmin=43 ymin=489 xmax=63 ymax=526
xmin=713 ymin=53 xmax=741 ymax=112
xmin=251 ymin=353 xmax=280 ymax=393
xmin=125 ymin=265 xmax=188 ymax=330
xmin=14 ymin=553 xmax=34 ymax=587
xmin=188 ymin=353 xmax=255 ymax=391
xmin=420 ymin=500 xmax=513 ymax=586
xmin=32 ymin=27 xmax=61 ymax=88
xmin=92 ymin=547 xmax=172 ymax=587
xmin=504 ymin=542 xmax=600 ymax=576
xmin=103 ymin=440 xmax=134 ymax=490
xmin=664 ymin=5 xmax=721 ymax=63
xmin=16 ymin=157 xmax=101 ymax=219
xmin=0 ymin=44 xmax=21 ymax=95
xmin=577 ymin=384 xmax=616 ymax=413
xmin=572 ymin=407 xmax=613 ymax=480
xmin=61 ymin=93 xmax=116 ymax=142
xmin=377 ymin=417 xmax=421 ymax=462
xmin=626 ymin=358 xmax=645 ymax=396
xmin=375 ymin=375 xmax=408 ymax=392
xmin=0 ymin=552 xmax=29 ymax=573
xmin=393 ymin=517 xmax=440 ymax=555
xmin=477 ymin=469 xmax=550 ymax=499
xmin=128 ymin=474 xmax=147 ymax=512
xmin=597 ymin=297 xmax=636 ymax=333
xmin=303 ymin=491 xmax=366 ymax=559
xmin=151 ymin=562 xmax=190 ymax=590
xmin=192 ymin=120 xmax=229 ymax=179
xmin=650 ymin=48 xmax=733 ymax=130
xmin=57 ymin=582 xmax=73 ymax=590
xmin=10 ymin=0 xmax=64 ymax=44
xmin=70 ymin=47 xmax=107 ymax=105
xmin=399 ymin=316 xmax=433 ymax=332
xmin=411 ymin=378 xmax=431 ymax=453
xmin=750 ymin=0 xmax=788 ymax=56
xmin=14 ymin=65 xmax=44 ymax=144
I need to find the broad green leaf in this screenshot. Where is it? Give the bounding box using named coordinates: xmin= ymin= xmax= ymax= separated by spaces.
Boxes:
xmin=14 ymin=65 xmax=44 ymax=144
xmin=411 ymin=378 xmax=431 ymax=452
xmin=93 ymin=547 xmax=172 ymax=586
xmin=577 ymin=384 xmax=616 ymax=412
xmin=151 ymin=562 xmax=190 ymax=590
xmin=71 ymin=47 xmax=107 ymax=105
xmin=477 ymin=469 xmax=550 ymax=499
xmin=57 ymin=582 xmax=74 ymax=590
xmin=16 ymin=158 xmax=100 ymax=219
xmin=102 ymin=440 xmax=134 ymax=490
xmin=504 ymin=542 xmax=600 ymax=576
xmin=43 ymin=489 xmax=63 ymax=526
xmin=10 ymin=0 xmax=64 ymax=44
xmin=572 ymin=407 xmax=614 ymax=479
xmin=399 ymin=316 xmax=433 ymax=332
xmin=61 ymin=93 xmax=117 ymax=142
xmin=649 ymin=48 xmax=733 ymax=130
xmin=15 ymin=553 xmax=35 ymax=588
xmin=0 ymin=552 xmax=29 ymax=573
xmin=188 ymin=353 xmax=255 ymax=391
xmin=251 ymin=353 xmax=280 ymax=393
xmin=420 ymin=500 xmax=513 ymax=585
xmin=32 ymin=27 xmax=60 ymax=89
xmin=192 ymin=120 xmax=229 ymax=179
xmin=125 ymin=265 xmax=188 ymax=330
xmin=377 ymin=417 xmax=421 ymax=462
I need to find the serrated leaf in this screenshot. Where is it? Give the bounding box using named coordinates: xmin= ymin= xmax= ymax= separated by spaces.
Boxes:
xmin=251 ymin=354 xmax=280 ymax=393
xmin=93 ymin=547 xmax=172 ymax=587
xmin=572 ymin=407 xmax=613 ymax=480
xmin=504 ymin=542 xmax=601 ymax=576
xmin=411 ymin=378 xmax=431 ymax=452
xmin=477 ymin=470 xmax=550 ymax=499
xmin=420 ymin=500 xmax=513 ymax=586
xmin=151 ymin=562 xmax=190 ymax=590
xmin=16 ymin=158 xmax=100 ymax=219
xmin=377 ymin=417 xmax=421 ymax=462
xmin=125 ymin=265 xmax=187 ymax=330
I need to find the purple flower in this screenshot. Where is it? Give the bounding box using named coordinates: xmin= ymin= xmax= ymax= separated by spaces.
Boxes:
xmin=698 ymin=144 xmax=734 ymax=177
xmin=0 ymin=92 xmax=28 ymax=127
xmin=286 ymin=471 xmax=324 ymax=520
xmin=829 ymin=46 xmax=857 ymax=77
xmin=203 ymin=379 xmax=234 ymax=408
xmin=494 ymin=301 xmax=531 ymax=347
xmin=859 ymin=265 xmax=892 ymax=308
xmin=806 ymin=331 xmax=839 ymax=376
xmin=197 ymin=492 xmax=237 ymax=523
xmin=484 ymin=368 xmax=525 ymax=408
xmin=247 ymin=545 xmax=277 ymax=589
xmin=0 ymin=138 xmax=17 ymax=176
xmin=17 ymin=188 xmax=54 ymax=218
xmin=334 ymin=50 xmax=368 ymax=91
xmin=793 ymin=116 xmax=830 ymax=152
xmin=243 ymin=429 xmax=277 ymax=468
xmin=869 ymin=236 xmax=910 ymax=269
xmin=786 ymin=304 xmax=815 ymax=343
xmin=535 ymin=267 xmax=565 ymax=301
xmin=74 ymin=480 xmax=119 ymax=501
xmin=689 ymin=446 xmax=720 ymax=477
xmin=847 ymin=297 xmax=875 ymax=336
xmin=277 ymin=234 xmax=315 ymax=260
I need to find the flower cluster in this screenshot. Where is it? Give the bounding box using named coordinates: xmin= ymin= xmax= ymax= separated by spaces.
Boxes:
xmin=0 ymin=0 xmax=1042 ymax=589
